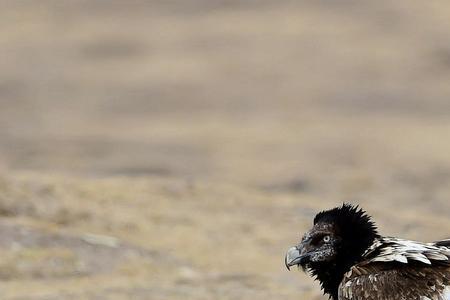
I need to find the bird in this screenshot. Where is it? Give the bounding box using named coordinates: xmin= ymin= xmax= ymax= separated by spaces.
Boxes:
xmin=285 ymin=203 xmax=450 ymax=300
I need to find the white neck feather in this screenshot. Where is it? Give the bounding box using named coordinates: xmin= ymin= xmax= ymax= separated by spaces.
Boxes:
xmin=443 ymin=286 xmax=450 ymax=300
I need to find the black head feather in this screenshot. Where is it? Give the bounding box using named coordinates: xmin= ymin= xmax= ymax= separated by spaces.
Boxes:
xmin=314 ymin=203 xmax=379 ymax=243
xmin=309 ymin=204 xmax=380 ymax=299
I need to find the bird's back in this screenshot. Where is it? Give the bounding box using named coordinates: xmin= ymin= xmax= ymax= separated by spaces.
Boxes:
xmin=339 ymin=238 xmax=450 ymax=300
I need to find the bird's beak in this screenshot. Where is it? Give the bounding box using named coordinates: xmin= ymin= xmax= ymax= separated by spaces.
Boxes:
xmin=285 ymin=244 xmax=311 ymax=271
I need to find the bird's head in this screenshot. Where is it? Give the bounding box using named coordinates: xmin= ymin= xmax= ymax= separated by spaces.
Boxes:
xmin=285 ymin=204 xmax=379 ymax=277
xmin=285 ymin=220 xmax=340 ymax=270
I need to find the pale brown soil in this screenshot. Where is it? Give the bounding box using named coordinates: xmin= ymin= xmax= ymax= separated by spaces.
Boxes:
xmin=1 ymin=1 xmax=450 ymax=299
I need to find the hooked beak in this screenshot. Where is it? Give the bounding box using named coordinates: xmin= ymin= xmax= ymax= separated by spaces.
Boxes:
xmin=285 ymin=245 xmax=311 ymax=271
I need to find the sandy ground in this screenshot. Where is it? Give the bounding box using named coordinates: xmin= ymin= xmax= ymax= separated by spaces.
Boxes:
xmin=1 ymin=1 xmax=450 ymax=299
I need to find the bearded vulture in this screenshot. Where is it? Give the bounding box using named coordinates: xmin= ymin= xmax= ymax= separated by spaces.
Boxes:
xmin=285 ymin=204 xmax=450 ymax=300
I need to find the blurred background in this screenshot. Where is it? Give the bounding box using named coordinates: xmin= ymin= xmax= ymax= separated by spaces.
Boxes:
xmin=1 ymin=1 xmax=450 ymax=299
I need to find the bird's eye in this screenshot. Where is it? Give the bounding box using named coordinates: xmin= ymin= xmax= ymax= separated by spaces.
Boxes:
xmin=323 ymin=235 xmax=331 ymax=243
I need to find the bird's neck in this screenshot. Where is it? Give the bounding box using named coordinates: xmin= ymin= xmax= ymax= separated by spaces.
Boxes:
xmin=313 ymin=259 xmax=354 ymax=300
xmin=313 ymin=239 xmax=378 ymax=300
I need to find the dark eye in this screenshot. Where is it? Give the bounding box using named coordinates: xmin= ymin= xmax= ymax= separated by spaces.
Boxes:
xmin=323 ymin=235 xmax=331 ymax=243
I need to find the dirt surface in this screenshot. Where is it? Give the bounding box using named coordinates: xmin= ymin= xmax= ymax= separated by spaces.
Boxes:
xmin=1 ymin=1 xmax=450 ymax=299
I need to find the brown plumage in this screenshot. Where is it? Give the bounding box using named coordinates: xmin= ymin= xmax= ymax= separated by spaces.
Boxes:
xmin=285 ymin=204 xmax=450 ymax=300
xmin=339 ymin=261 xmax=450 ymax=300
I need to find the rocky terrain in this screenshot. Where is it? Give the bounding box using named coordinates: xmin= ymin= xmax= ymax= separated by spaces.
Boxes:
xmin=1 ymin=1 xmax=450 ymax=299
